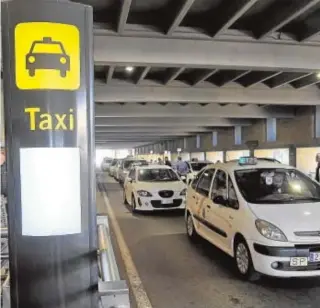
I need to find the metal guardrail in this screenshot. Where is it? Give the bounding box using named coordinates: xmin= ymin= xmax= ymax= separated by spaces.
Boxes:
xmin=97 ymin=215 xmax=130 ymax=308
xmin=0 ymin=194 xmax=129 ymax=308
xmin=1 ymin=196 xmax=10 ymax=308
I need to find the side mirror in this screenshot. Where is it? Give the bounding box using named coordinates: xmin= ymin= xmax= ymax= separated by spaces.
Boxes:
xmin=212 ymin=195 xmax=227 ymax=206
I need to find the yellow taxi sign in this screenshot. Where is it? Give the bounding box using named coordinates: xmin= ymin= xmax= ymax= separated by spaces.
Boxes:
xmin=15 ymin=22 xmax=80 ymax=90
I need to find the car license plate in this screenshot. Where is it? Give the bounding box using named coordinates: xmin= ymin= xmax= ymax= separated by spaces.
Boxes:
xmin=309 ymin=252 xmax=320 ymax=262
xmin=290 ymin=257 xmax=308 ymax=267
xmin=162 ymin=199 xmax=172 ymax=204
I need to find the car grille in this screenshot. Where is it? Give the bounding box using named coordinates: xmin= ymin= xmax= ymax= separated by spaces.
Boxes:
xmin=294 ymin=244 xmax=320 ymax=252
xmin=158 ymin=190 xmax=174 ymax=198
xmin=294 ymin=231 xmax=320 ymax=237
xmin=151 ymin=199 xmax=182 ymax=208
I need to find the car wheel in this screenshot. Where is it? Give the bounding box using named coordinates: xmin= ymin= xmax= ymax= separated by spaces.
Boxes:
xmin=123 ymin=190 xmax=128 ymax=205
xmin=186 ymin=212 xmax=199 ymax=242
xmin=60 ymin=70 xmax=67 ymax=77
xmin=131 ymin=194 xmax=137 ymax=213
xmin=234 ymin=238 xmax=260 ymax=282
xmin=29 ymin=69 xmax=35 ymax=77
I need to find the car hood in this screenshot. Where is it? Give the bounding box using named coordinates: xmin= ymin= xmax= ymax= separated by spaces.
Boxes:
xmin=136 ymin=181 xmax=186 ymax=193
xmin=248 ymin=202 xmax=320 ymax=242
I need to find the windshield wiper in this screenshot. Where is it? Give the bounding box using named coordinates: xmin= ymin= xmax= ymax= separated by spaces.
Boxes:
xmin=294 ymin=197 xmax=320 ymax=202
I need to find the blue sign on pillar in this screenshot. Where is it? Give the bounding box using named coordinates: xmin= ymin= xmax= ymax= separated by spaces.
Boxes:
xmin=266 ymin=118 xmax=277 ymax=142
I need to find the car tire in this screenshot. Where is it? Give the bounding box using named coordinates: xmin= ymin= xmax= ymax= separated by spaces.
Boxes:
xmin=131 ymin=194 xmax=137 ymax=213
xmin=60 ymin=70 xmax=67 ymax=77
xmin=234 ymin=238 xmax=260 ymax=282
xmin=186 ymin=212 xmax=199 ymax=242
xmin=29 ymin=69 xmax=35 ymax=77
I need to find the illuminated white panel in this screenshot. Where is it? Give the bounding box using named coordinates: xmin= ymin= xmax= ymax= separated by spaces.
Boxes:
xmin=20 ymin=147 xmax=81 ymax=236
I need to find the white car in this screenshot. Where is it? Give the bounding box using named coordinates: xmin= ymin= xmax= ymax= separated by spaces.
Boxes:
xmin=108 ymin=159 xmax=119 ymax=177
xmin=113 ymin=160 xmax=123 ymax=180
xmin=186 ymin=157 xmax=320 ymax=280
xmin=118 ymin=159 xmax=148 ymax=184
xmin=185 ymin=161 xmax=212 ymax=185
xmin=101 ymin=157 xmax=113 ymax=172
xmin=123 ymin=165 xmax=187 ymax=212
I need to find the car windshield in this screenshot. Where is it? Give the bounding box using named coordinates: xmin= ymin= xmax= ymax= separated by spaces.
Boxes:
xmin=123 ymin=160 xmax=147 ymax=169
xmin=234 ymin=168 xmax=320 ymax=204
xmin=138 ymin=168 xmax=180 ymax=182
xmin=32 ymin=42 xmax=64 ymax=54
xmin=190 ymin=162 xmax=210 ymax=172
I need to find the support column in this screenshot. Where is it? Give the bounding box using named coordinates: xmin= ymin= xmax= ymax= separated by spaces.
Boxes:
xmin=2 ymin=1 xmax=97 ymax=307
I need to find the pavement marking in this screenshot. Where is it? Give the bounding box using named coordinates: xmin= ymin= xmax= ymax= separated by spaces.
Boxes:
xmin=101 ymin=191 xmax=153 ymax=308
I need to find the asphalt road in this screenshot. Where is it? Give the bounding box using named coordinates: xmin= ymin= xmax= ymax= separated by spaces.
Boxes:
xmin=98 ymin=174 xmax=320 ymax=308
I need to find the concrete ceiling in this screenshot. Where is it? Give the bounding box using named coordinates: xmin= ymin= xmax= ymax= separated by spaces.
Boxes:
xmin=74 ymin=0 xmax=320 ymax=149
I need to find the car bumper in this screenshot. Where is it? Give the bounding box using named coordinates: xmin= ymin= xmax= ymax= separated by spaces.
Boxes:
xmin=135 ymin=196 xmax=186 ymax=211
xmin=247 ymin=240 xmax=320 ymax=277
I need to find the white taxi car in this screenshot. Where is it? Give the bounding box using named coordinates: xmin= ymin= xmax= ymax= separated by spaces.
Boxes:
xmin=118 ymin=159 xmax=148 ymax=184
xmin=123 ymin=165 xmax=187 ymax=212
xmin=185 ymin=161 xmax=212 ymax=185
xmin=108 ymin=159 xmax=119 ymax=177
xmin=186 ymin=157 xmax=320 ymax=280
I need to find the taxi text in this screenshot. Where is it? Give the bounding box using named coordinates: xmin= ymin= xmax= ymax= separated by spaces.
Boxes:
xmin=25 ymin=107 xmax=75 ymax=131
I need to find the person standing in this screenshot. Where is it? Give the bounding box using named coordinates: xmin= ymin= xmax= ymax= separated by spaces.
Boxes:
xmin=316 ymin=162 xmax=320 ymax=182
xmin=176 ymin=157 xmax=189 ymax=176
xmin=164 ymin=156 xmax=172 ymax=167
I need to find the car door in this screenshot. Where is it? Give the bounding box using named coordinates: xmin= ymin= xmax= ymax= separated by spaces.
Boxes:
xmin=125 ymin=168 xmax=136 ymax=204
xmin=210 ymin=170 xmax=240 ymax=253
xmin=187 ymin=169 xmax=205 ymax=211
xmin=192 ymin=169 xmax=216 ymax=240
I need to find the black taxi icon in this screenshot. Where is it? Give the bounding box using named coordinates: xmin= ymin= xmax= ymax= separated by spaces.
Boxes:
xmin=26 ymin=37 xmax=70 ymax=77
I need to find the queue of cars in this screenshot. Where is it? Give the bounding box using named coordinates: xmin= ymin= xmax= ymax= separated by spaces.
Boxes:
xmin=102 ymin=156 xmax=320 ymax=281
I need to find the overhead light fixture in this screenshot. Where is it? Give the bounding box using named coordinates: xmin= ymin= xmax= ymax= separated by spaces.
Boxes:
xmin=150 ymin=150 xmax=153 ymax=154
xmin=317 ymin=72 xmax=320 ymax=79
xmin=125 ymin=66 xmax=134 ymax=73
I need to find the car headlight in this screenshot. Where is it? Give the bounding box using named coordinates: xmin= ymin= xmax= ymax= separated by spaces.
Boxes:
xmin=28 ymin=56 xmax=35 ymax=63
xmin=60 ymin=57 xmax=67 ymax=64
xmin=137 ymin=190 xmax=152 ymax=197
xmin=255 ymin=219 xmax=287 ymax=242
xmin=180 ymin=188 xmax=187 ymax=196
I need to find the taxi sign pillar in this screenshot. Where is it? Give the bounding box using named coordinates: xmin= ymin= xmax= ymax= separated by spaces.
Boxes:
xmin=1 ymin=0 xmax=98 ymax=307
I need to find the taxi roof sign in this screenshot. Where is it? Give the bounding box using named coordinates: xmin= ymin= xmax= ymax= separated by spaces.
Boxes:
xmin=238 ymin=156 xmax=258 ymax=166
